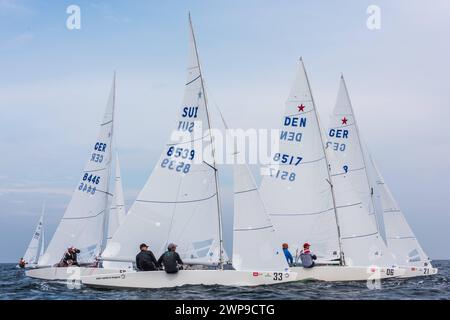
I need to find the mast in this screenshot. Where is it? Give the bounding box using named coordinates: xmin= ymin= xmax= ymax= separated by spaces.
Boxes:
xmin=188 ymin=13 xmax=224 ymax=269
xmin=301 ymin=58 xmax=345 ymax=265
xmin=340 ymin=75 xmax=380 ymax=233
xmin=99 ymin=72 xmax=116 ymax=257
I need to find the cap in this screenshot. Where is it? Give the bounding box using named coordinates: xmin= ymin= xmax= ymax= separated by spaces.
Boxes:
xmin=168 ymin=243 xmax=177 ymax=250
xmin=303 ymin=242 xmax=310 ymax=248
xmin=139 ymin=243 xmax=149 ymax=249
xmin=282 ymin=243 xmax=289 ymax=249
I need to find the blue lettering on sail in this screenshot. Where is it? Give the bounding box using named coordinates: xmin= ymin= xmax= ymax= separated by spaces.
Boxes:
xmin=328 ymin=129 xmax=349 ymax=139
xmin=178 ymin=121 xmax=195 ymax=132
xmin=182 ymin=106 xmax=199 ymax=118
xmin=284 ymin=116 xmax=307 ymax=127
xmin=280 ymin=131 xmax=302 ymax=142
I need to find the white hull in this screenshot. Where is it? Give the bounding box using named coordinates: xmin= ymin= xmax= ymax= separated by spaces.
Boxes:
xmin=81 ymin=269 xmax=298 ymax=289
xmin=397 ymin=266 xmax=438 ymax=279
xmin=291 ymin=265 xmax=405 ymax=282
xmin=26 ymin=266 xmax=128 ymax=281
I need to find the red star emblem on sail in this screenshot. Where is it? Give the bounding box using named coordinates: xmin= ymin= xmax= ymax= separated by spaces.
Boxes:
xmin=297 ymin=104 xmax=305 ymax=112
xmin=341 ymin=117 xmax=348 ymax=125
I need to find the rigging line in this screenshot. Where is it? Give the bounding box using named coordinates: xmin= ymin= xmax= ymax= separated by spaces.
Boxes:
xmin=340 ymin=232 xmax=378 ymax=240
xmin=383 ymin=209 xmax=401 ymax=213
xmin=234 ymin=188 xmax=258 ymax=195
xmin=335 ymin=202 xmax=362 ymax=210
xmin=270 ymin=207 xmax=335 ymax=216
xmin=185 ymin=75 xmax=201 ymax=86
xmin=165 ymin=176 xmax=183 ymax=249
xmin=101 ymin=119 xmax=113 ymax=126
xmin=387 ymin=236 xmax=417 ymax=240
xmin=136 ymin=192 xmax=217 ymax=204
xmin=285 ymin=108 xmax=314 ymax=118
xmin=84 ymin=167 xmax=108 ymax=173
xmin=166 ymin=132 xmax=211 ymax=147
xmin=331 ymin=166 xmax=366 ymax=176
xmin=61 ymin=209 xmax=105 ymax=220
xmin=234 ymin=225 xmax=273 ymax=232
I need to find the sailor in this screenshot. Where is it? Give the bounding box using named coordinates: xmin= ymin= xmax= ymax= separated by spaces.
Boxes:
xmin=18 ymin=257 xmax=26 ymax=268
xmin=282 ymin=243 xmax=294 ymax=266
xmin=158 ymin=243 xmax=184 ymax=274
xmin=135 ymin=243 xmax=159 ymax=271
xmin=59 ymin=246 xmax=80 ymax=267
xmin=299 ymin=242 xmax=317 ymax=268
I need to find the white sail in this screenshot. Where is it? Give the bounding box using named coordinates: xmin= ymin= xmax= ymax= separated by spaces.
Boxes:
xmin=107 ymin=153 xmax=126 ymax=242
xmin=370 ymin=156 xmax=432 ymax=267
xmin=259 ymin=59 xmax=342 ymax=263
xmin=39 ymin=76 xmax=115 ymax=266
xmin=102 ymin=16 xmax=225 ymax=266
xmin=326 ymin=75 xmax=380 ymax=232
xmin=328 ymin=151 xmax=396 ymax=267
xmin=23 ymin=206 xmax=45 ymax=265
xmin=233 ymin=162 xmax=288 ymax=271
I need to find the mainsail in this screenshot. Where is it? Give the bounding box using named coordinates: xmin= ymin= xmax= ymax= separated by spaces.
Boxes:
xmin=259 ymin=59 xmax=342 ymax=263
xmin=23 ymin=205 xmax=45 ymax=265
xmin=102 ymin=16 xmax=225 ymax=266
xmin=326 ymin=75 xmax=380 ymax=232
xmin=233 ymin=162 xmax=288 ymax=271
xmin=107 ymin=153 xmax=126 ymax=243
xmin=325 ymin=75 xmax=396 ymax=266
xmin=370 ymin=156 xmax=432 ymax=267
xmin=39 ymin=76 xmax=115 ymax=266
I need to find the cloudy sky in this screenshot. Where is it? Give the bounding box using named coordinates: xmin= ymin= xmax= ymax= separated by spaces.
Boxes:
xmin=1 ymin=0 xmax=449 ymax=262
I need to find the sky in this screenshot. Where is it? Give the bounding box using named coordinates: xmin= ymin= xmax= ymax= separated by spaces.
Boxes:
xmin=1 ymin=0 xmax=449 ymax=262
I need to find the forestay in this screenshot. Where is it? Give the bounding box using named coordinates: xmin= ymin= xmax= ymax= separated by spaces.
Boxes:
xmin=370 ymin=156 xmax=432 ymax=267
xmin=102 ymin=17 xmax=225 ymax=266
xmin=259 ymin=59 xmax=342 ymax=263
xmin=233 ymin=162 xmax=288 ymax=271
xmin=39 ymin=76 xmax=115 ymax=266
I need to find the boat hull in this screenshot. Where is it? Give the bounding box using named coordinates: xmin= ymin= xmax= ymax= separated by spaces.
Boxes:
xmin=398 ymin=266 xmax=438 ymax=279
xmin=81 ymin=269 xmax=298 ymax=289
xmin=25 ymin=266 xmax=128 ymax=281
xmin=291 ymin=265 xmax=405 ymax=282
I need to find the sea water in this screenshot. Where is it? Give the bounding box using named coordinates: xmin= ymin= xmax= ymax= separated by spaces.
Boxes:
xmin=1 ymin=261 xmax=449 ymax=300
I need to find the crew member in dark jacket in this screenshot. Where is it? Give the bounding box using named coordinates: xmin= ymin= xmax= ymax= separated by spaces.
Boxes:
xmin=158 ymin=243 xmax=184 ymax=274
xmin=59 ymin=246 xmax=80 ymax=267
xmin=135 ymin=243 xmax=159 ymax=271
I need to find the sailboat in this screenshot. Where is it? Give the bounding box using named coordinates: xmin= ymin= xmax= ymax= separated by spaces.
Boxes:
xmin=26 ymin=75 xmax=124 ymax=280
xmin=326 ymin=75 xmax=437 ymax=278
xmin=81 ymin=14 xmax=298 ymax=289
xmin=19 ymin=204 xmax=45 ymax=268
xmin=258 ymin=59 xmax=403 ymax=281
xmin=371 ymin=156 xmax=438 ymax=277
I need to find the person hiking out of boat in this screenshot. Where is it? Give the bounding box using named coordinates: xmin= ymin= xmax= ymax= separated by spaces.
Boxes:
xmin=282 ymin=243 xmax=294 ymax=266
xmin=299 ymin=242 xmax=317 ymax=268
xmin=158 ymin=243 xmax=184 ymax=274
xmin=18 ymin=258 xmax=26 ymax=268
xmin=58 ymin=246 xmax=80 ymax=267
xmin=136 ymin=243 xmax=159 ymax=271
